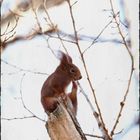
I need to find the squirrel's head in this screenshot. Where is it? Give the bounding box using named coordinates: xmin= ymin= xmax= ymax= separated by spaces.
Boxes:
xmin=56 ymin=50 xmax=82 ymax=81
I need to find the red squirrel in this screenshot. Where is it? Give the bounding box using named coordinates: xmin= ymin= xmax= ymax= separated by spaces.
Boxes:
xmin=41 ymin=51 xmax=82 ymax=115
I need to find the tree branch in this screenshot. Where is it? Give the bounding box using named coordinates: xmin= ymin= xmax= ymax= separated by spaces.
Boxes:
xmin=46 ymin=99 xmax=87 ymax=140
xmin=82 ymin=19 xmax=113 ymax=54
xmin=1 ymin=116 xmax=37 ymax=121
xmin=66 ymin=1 xmax=111 ymax=139
xmin=109 ymin=0 xmax=135 ymax=137
xmin=85 ymin=133 xmax=104 ymax=139
xmin=1 ymin=59 xmax=49 ymax=75
xmin=19 ymin=73 xmax=46 ymax=122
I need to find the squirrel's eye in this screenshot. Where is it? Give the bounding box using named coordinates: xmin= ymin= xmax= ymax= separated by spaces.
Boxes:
xmin=70 ymin=68 xmax=75 ymax=73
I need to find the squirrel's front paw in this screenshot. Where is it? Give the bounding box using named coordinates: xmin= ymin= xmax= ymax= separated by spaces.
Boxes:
xmin=57 ymin=96 xmax=63 ymax=104
xmin=58 ymin=94 xmax=67 ymax=102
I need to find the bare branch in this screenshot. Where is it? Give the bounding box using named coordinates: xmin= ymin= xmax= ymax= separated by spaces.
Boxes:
xmin=77 ymin=81 xmax=95 ymax=112
xmin=1 ymin=70 xmax=21 ymax=76
xmin=1 ymin=116 xmax=37 ymax=121
xmin=1 ymin=15 xmax=19 ymax=36
xmin=66 ymin=1 xmax=111 ymax=139
xmin=82 ymin=19 xmax=113 ymax=54
xmin=1 ymin=14 xmax=19 ymax=50
xmin=31 ymin=3 xmax=42 ymax=32
xmin=85 ymin=133 xmax=104 ymax=139
xmin=19 ymin=73 xmax=46 ymax=122
xmin=1 ymin=21 xmax=11 ymax=36
xmin=2 ymin=29 xmax=124 ymax=50
xmin=1 ymin=59 xmax=49 ymax=75
xmin=77 ymin=83 xmax=113 ymax=139
xmin=109 ymin=0 xmax=135 ymax=137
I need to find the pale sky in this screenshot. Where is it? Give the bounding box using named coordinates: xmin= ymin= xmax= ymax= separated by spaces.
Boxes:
xmin=1 ymin=0 xmax=139 ymax=140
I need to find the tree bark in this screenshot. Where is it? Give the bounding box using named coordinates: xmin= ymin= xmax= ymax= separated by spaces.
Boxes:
xmin=46 ymin=100 xmax=87 ymax=140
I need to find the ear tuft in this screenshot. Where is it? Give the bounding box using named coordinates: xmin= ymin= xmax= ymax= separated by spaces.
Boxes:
xmin=55 ymin=50 xmax=72 ymax=64
xmin=54 ymin=50 xmax=64 ymax=60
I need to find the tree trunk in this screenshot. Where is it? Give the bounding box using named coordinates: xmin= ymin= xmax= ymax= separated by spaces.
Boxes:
xmin=46 ymin=100 xmax=87 ymax=140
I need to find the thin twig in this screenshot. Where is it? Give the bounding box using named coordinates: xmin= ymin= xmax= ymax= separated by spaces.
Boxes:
xmin=43 ymin=0 xmax=55 ymax=26
xmin=20 ymin=73 xmax=45 ymax=122
xmin=1 ymin=29 xmax=124 ymax=49
xmin=77 ymin=81 xmax=109 ymax=136
xmin=2 ymin=31 xmax=16 ymax=42
xmin=77 ymin=81 xmax=95 ymax=112
xmin=1 ymin=70 xmax=21 ymax=76
xmin=1 ymin=59 xmax=49 ymax=75
xmin=31 ymin=2 xmax=42 ymax=32
xmin=66 ymin=1 xmax=111 ymax=139
xmin=1 ymin=15 xmax=19 ymax=50
xmin=109 ymin=0 xmax=134 ymax=137
xmin=1 ymin=116 xmax=37 ymax=121
xmin=82 ymin=19 xmax=113 ymax=54
xmin=1 ymin=15 xmax=19 ymax=36
xmin=83 ymin=12 xmax=121 ymax=54
xmin=1 ymin=21 xmax=11 ymax=36
xmin=42 ymin=2 xmax=69 ymax=55
xmin=85 ymin=133 xmax=104 ymax=139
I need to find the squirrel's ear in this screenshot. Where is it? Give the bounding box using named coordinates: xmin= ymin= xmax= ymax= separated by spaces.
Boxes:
xmin=55 ymin=50 xmax=72 ymax=64
xmin=65 ymin=54 xmax=73 ymax=64
xmin=55 ymin=50 xmax=63 ymax=60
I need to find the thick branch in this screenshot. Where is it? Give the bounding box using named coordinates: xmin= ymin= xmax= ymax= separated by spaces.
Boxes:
xmin=46 ymin=102 xmax=87 ymax=140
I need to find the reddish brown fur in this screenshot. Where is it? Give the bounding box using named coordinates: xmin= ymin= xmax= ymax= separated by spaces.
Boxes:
xmin=41 ymin=51 xmax=82 ymax=115
xmin=68 ymin=81 xmax=78 ymax=115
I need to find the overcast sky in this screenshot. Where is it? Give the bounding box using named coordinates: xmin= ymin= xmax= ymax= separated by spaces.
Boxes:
xmin=1 ymin=0 xmax=139 ymax=140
